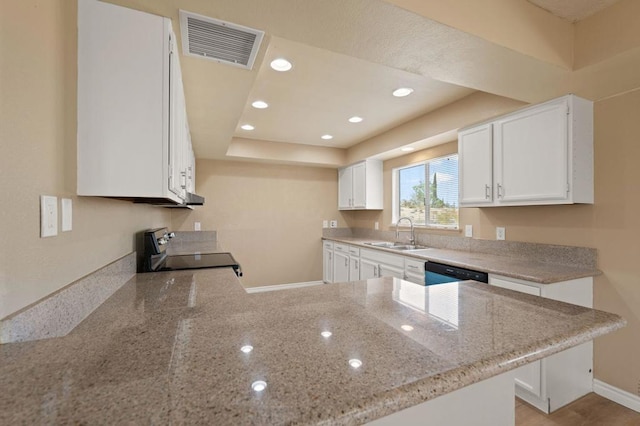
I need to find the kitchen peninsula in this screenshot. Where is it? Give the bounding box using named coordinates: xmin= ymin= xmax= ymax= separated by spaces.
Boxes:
xmin=0 ymin=268 xmax=624 ymax=425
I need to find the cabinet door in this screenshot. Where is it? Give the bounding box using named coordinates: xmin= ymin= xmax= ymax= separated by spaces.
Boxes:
xmin=495 ymin=99 xmax=569 ymax=204
xmin=360 ymin=259 xmax=378 ymax=280
xmin=168 ymin=31 xmax=185 ymax=199
xmin=352 ymin=162 xmax=366 ymax=208
xmin=338 ymin=167 xmax=353 ymax=209
xmin=333 ymin=251 xmax=350 ymax=283
xmin=459 ymin=124 xmax=493 ymax=206
xmin=379 ymin=264 xmax=404 ymax=279
xmin=349 ymin=257 xmax=360 ymax=281
xmin=323 ymin=247 xmax=333 ymax=283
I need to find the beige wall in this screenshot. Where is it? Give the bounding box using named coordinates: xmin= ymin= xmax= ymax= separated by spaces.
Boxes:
xmin=0 ymin=0 xmax=170 ymax=319
xmin=171 ymin=160 xmax=343 ymax=287
xmin=348 ymin=92 xmax=640 ymax=396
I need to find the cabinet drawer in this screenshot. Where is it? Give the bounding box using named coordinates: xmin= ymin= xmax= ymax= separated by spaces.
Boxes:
xmin=405 ymin=272 xmax=425 ymax=285
xmin=323 ymin=241 xmax=334 ymax=250
xmin=348 ymin=246 xmax=360 ymax=256
xmin=334 ymin=243 xmax=349 ymax=253
xmin=489 ymin=276 xmax=541 ymax=296
xmin=405 ymin=258 xmax=425 ymax=274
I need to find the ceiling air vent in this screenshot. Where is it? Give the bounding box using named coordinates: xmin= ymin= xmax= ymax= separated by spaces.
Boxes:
xmin=179 ymin=11 xmax=264 ymax=70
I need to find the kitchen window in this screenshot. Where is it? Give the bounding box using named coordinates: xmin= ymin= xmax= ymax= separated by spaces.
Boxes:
xmin=393 ymin=154 xmax=459 ymax=229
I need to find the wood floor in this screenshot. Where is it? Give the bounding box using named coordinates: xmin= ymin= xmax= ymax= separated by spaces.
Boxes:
xmin=516 ymin=393 xmax=640 ymax=425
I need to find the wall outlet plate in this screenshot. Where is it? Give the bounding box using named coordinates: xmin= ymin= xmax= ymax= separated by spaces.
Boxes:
xmin=374 ymin=221 xmax=379 ymax=230
xmin=40 ymin=195 xmax=58 ymax=238
xmin=465 ymin=224 xmax=473 ymax=238
xmin=496 ymin=227 xmax=506 ymax=240
xmin=330 ymin=220 xmax=338 ymax=228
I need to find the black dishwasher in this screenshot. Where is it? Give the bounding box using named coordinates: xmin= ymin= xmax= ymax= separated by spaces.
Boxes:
xmin=424 ymin=261 xmax=488 ymax=286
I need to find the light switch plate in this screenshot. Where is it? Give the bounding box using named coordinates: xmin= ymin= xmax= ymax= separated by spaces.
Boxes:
xmin=40 ymin=195 xmax=58 ymax=238
xmin=61 ymin=198 xmax=72 ymax=232
xmin=322 ymin=220 xmax=328 ymax=228
xmin=374 ymin=222 xmax=379 ymax=230
xmin=194 ymin=222 xmax=201 ymax=231
xmin=496 ymin=227 xmax=506 ymax=240
xmin=330 ymin=220 xmax=338 ymax=228
xmin=465 ymin=224 xmax=473 ymax=238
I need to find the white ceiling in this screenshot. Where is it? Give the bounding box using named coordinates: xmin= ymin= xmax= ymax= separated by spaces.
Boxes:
xmin=104 ymin=0 xmax=625 ymax=165
xmin=233 ymin=37 xmax=474 ymax=149
xmin=527 ymin=0 xmax=621 ymax=22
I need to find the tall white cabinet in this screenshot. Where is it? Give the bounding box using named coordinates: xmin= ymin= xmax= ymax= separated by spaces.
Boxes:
xmin=459 ymin=95 xmax=593 ymax=207
xmin=77 ymin=0 xmax=195 ymax=204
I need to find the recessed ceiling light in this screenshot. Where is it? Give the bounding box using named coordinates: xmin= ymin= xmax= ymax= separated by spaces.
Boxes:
xmin=401 ymin=147 xmax=415 ymax=152
xmin=321 ymin=134 xmax=333 ymax=140
xmin=251 ymin=380 xmax=267 ymax=392
xmin=270 ymin=58 xmax=292 ymax=72
xmin=240 ymin=124 xmax=255 ymax=131
xmin=252 ymin=100 xmax=269 ymax=109
xmin=348 ymin=359 xmax=363 ymax=369
xmin=392 ymin=87 xmax=414 ymax=97
xmin=348 ymin=116 xmax=363 ymax=123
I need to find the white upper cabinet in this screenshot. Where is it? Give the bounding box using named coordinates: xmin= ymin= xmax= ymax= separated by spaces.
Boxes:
xmin=458 ymin=95 xmax=593 ymax=207
xmin=338 ymin=159 xmax=383 ymax=210
xmin=459 ymin=123 xmax=493 ymax=205
xmin=77 ymin=0 xmax=193 ymax=204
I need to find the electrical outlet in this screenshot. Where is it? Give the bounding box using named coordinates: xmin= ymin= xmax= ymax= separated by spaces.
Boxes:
xmin=374 ymin=222 xmax=379 ymax=230
xmin=194 ymin=222 xmax=201 ymax=231
xmin=465 ymin=224 xmax=473 ymax=238
xmin=330 ymin=220 xmax=338 ymax=228
xmin=323 ymin=220 xmax=328 ymax=228
xmin=496 ymin=227 xmax=506 ymax=240
xmin=40 ymin=195 xmax=58 ymax=238
xmin=61 ymin=198 xmax=72 ymax=232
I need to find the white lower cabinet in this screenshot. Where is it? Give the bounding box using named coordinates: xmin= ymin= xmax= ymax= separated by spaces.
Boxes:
xmin=489 ymin=274 xmax=593 ymax=413
xmin=404 ymin=258 xmax=426 ymax=285
xmin=360 ymin=258 xmax=378 ymax=280
xmin=333 ymin=243 xmax=350 ymax=283
xmin=322 ymin=241 xmax=334 ymax=283
xmin=348 ymin=246 xmax=361 ymax=281
xmin=360 ymin=249 xmax=405 ymax=280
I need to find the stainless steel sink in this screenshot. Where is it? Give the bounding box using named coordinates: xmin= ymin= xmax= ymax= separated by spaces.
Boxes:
xmin=364 ymin=242 xmax=430 ymax=251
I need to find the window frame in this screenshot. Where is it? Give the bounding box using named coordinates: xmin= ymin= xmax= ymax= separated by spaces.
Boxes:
xmin=391 ymin=154 xmax=459 ymax=230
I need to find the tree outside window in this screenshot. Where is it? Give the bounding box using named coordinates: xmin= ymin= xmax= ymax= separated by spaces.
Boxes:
xmin=397 ymin=155 xmax=458 ymax=228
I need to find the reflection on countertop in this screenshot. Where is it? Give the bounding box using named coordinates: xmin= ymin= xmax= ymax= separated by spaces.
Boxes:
xmin=0 ymin=270 xmax=624 ymax=424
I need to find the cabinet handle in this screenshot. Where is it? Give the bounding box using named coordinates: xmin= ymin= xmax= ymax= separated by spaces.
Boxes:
xmin=355 ymin=261 xmax=358 ymax=270
xmin=345 ymin=258 xmax=348 ymax=267
xmin=497 ymin=183 xmax=503 ymax=199
xmin=374 ymin=266 xmax=378 ymax=277
xmin=485 ymin=184 xmax=491 ymax=199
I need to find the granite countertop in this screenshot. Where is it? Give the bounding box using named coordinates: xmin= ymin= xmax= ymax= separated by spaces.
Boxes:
xmin=0 ymin=269 xmax=624 ymax=424
xmin=324 ymin=237 xmax=601 ymax=284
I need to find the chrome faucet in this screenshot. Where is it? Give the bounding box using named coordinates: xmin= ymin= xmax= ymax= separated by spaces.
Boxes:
xmin=396 ymin=217 xmax=415 ymax=245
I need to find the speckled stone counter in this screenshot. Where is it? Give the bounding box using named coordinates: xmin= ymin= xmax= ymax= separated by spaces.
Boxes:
xmin=0 ymin=269 xmax=624 ymax=424
xmin=324 ymin=237 xmax=601 ymax=284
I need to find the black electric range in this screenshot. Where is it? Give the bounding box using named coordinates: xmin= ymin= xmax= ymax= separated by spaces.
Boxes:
xmin=142 ymin=228 xmax=242 ymax=277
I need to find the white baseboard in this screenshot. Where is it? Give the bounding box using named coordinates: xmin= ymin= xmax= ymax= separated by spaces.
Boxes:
xmin=594 ymin=379 xmax=640 ymax=413
xmin=244 ymin=281 xmax=324 ymax=293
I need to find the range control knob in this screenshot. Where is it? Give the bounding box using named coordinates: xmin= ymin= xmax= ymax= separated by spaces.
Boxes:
xmin=158 ymin=237 xmax=168 ymax=245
